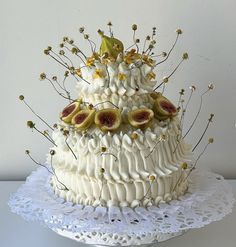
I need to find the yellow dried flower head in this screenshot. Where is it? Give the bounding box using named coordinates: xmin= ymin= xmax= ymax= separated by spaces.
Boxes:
xmin=182 ymin=52 xmax=189 ymax=60
xmin=100 ymin=167 xmax=105 ymax=173
xmin=131 ymin=132 xmax=138 ymax=140
xmin=118 ymin=73 xmax=126 ymax=81
xmin=101 ymin=146 xmax=107 ymax=152
xmin=86 ymin=57 xmax=95 ymax=67
xmin=147 ymin=72 xmax=156 ymax=80
xmin=76 ymin=68 xmax=82 ymax=77
xmin=181 ymin=162 xmax=188 ymax=170
xmin=149 ymin=175 xmax=156 ymax=181
xmin=208 ymin=137 xmax=214 ymax=143
xmin=93 ymin=69 xmax=104 ymax=79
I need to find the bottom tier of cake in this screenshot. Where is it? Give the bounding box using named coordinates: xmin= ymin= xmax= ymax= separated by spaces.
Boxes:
xmin=51 ymin=167 xmax=188 ymax=208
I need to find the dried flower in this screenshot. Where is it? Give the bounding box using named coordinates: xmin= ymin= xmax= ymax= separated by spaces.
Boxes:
xmin=132 ymin=24 xmax=137 ymax=31
xmin=163 ymin=77 xmax=168 ymax=83
xmin=107 ymin=21 xmax=112 ymax=26
xmin=44 ymin=49 xmax=50 ymax=55
xmin=84 ymin=34 xmax=89 ymax=39
xmin=79 ymin=27 xmax=85 ymax=33
xmin=71 ymin=47 xmax=78 ymax=54
xmin=40 ymin=73 xmax=46 ymax=80
xmin=181 ymin=162 xmax=188 ymax=169
xmin=101 ymin=146 xmax=107 ymax=152
xmin=19 ymin=95 xmax=24 ymax=101
xmin=149 ymin=175 xmax=156 ymax=181
xmin=27 ymin=120 xmax=35 ymax=129
xmin=189 ymin=85 xmax=196 ymax=91
xmin=59 ymin=50 xmax=65 ymax=55
xmin=179 ymin=89 xmax=185 ymax=95
xmin=118 ymin=73 xmax=126 ymax=81
xmin=25 ymin=150 xmax=30 ymax=154
xmin=182 ymin=52 xmax=189 ymax=60
xmin=208 ymin=83 xmax=214 ymax=90
xmin=208 ymin=137 xmax=214 ymax=143
xmin=50 ymin=149 xmax=56 ymax=155
xmin=162 ymin=52 xmax=167 ymax=57
xmin=63 ymin=37 xmax=69 ymax=42
xmin=131 ymin=132 xmax=138 ymax=140
xmin=52 ymin=76 xmax=57 ymax=81
xmin=176 ymin=29 xmax=183 ymax=34
xmin=100 ymin=167 xmax=105 ymax=173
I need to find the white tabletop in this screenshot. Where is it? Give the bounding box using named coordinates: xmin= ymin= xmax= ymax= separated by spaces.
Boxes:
xmin=0 ymin=181 xmax=235 ymax=247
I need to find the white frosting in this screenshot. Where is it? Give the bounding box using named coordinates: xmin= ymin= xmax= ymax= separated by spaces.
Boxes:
xmin=48 ymin=58 xmax=192 ymax=208
xmin=49 ymin=118 xmax=192 ymax=207
xmin=76 ymin=60 xmax=156 ymax=103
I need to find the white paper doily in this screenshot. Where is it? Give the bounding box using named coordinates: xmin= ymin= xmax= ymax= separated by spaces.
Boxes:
xmin=8 ymin=167 xmax=235 ymax=246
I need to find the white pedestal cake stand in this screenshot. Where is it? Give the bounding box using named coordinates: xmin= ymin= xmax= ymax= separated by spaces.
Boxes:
xmin=8 ymin=167 xmax=235 ymax=246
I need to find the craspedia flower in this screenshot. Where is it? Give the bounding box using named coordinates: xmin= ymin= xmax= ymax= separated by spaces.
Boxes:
xmin=19 ymin=95 xmax=24 ymax=101
xmin=132 ymin=24 xmax=137 ymax=31
xmin=149 ymin=175 xmax=156 ymax=181
xmin=25 ymin=150 xmax=30 ymax=155
xmin=182 ymin=52 xmax=189 ymax=60
xmin=181 ymin=162 xmax=188 ymax=170
xmin=71 ymin=47 xmax=78 ymax=54
xmin=79 ymin=27 xmax=85 ymax=33
xmin=107 ymin=21 xmax=112 ymax=26
xmin=100 ymin=167 xmax=105 ymax=173
xmin=59 ymin=50 xmax=65 ymax=55
xmin=40 ymin=73 xmax=46 ymax=80
xmin=131 ymin=132 xmax=138 ymax=140
xmin=208 ymin=83 xmax=214 ymax=90
xmin=27 ymin=120 xmax=35 ymax=129
xmin=189 ymin=85 xmax=196 ymax=91
xmin=176 ymin=28 xmax=183 ymax=34
xmin=163 ymin=77 xmax=168 ymax=83
xmin=50 ymin=149 xmax=56 ymax=155
xmin=208 ymin=137 xmax=214 ymax=143
xmin=101 ymin=146 xmax=107 ymax=152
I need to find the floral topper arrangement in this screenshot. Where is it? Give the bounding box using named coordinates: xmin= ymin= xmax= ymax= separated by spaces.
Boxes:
xmin=19 ymin=22 xmax=215 ymax=190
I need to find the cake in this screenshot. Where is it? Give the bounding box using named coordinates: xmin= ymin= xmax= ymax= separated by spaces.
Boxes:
xmin=46 ymin=27 xmax=192 ymax=208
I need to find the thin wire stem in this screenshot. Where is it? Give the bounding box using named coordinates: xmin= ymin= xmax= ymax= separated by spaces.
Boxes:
xmin=22 ymin=99 xmax=53 ymax=131
xmin=65 ymin=135 xmax=77 ymax=160
xmin=154 ymin=33 xmax=180 ymax=67
xmin=183 ymin=89 xmax=210 ymax=139
xmin=34 ymin=127 xmax=57 ymax=146
xmin=192 ymin=118 xmax=213 ymax=152
xmin=27 ymin=152 xmax=53 ymax=175
xmin=51 ymin=155 xmax=69 ymax=190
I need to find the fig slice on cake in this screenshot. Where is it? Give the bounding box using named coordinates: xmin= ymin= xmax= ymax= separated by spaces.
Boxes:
xmin=95 ymin=108 xmax=121 ymax=132
xmin=128 ymin=108 xmax=154 ymax=129
xmin=153 ymin=94 xmax=177 ymax=120
xmin=72 ymin=109 xmax=96 ymax=131
xmin=60 ymin=101 xmax=81 ymax=123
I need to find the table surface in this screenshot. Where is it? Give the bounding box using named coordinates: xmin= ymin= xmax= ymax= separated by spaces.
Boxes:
xmin=0 ymin=181 xmax=236 ymax=247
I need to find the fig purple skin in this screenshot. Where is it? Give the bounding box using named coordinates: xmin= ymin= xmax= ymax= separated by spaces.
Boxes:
xmin=60 ymin=101 xmax=80 ymax=124
xmin=61 ymin=104 xmax=76 ymax=118
xmin=95 ymin=108 xmax=121 ymax=132
xmin=128 ymin=108 xmax=154 ymax=129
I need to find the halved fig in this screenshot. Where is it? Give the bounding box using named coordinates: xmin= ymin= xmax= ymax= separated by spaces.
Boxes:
xmin=153 ymin=95 xmax=177 ymax=120
xmin=72 ymin=109 xmax=95 ymax=131
xmin=128 ymin=108 xmax=154 ymax=129
xmin=60 ymin=101 xmax=81 ymax=123
xmin=95 ymin=108 xmax=121 ymax=132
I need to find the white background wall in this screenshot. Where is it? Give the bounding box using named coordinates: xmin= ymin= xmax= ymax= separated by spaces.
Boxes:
xmin=0 ymin=0 xmax=236 ymax=180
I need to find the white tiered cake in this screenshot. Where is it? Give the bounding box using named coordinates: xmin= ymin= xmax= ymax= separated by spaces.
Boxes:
xmin=48 ymin=31 xmax=192 ymax=208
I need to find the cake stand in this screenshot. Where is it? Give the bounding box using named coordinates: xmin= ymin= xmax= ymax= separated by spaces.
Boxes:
xmin=8 ymin=167 xmax=235 ymax=246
